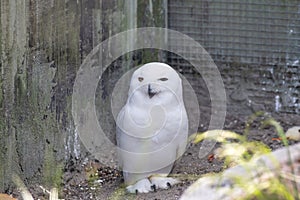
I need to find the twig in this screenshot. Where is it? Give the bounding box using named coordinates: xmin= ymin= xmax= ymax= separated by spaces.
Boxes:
xmin=39 ymin=185 xmax=51 ymax=194
xmin=11 ymin=173 xmax=34 ymax=200
xmin=50 ymin=188 xmax=58 ymax=200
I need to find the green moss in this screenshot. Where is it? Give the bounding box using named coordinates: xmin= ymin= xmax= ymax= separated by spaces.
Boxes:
xmin=15 ymin=75 xmax=27 ymax=104
xmin=137 ymin=0 xmax=166 ymax=27
xmin=0 ymin=81 xmax=3 ymax=109
xmin=0 ymin=0 xmax=2 ymax=71
xmin=42 ymin=145 xmax=63 ymax=189
xmin=0 ymin=115 xmax=5 ymax=191
xmin=141 ymin=49 xmax=160 ymax=64
xmin=152 ymin=0 xmax=165 ymax=27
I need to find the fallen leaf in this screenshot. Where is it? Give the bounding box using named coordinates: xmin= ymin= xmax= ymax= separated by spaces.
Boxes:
xmin=271 ymin=138 xmax=282 ymax=141
xmin=208 ymin=154 xmax=215 ymax=162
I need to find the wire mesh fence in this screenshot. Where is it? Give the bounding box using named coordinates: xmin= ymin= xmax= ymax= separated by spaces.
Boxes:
xmin=168 ymin=0 xmax=300 ymax=114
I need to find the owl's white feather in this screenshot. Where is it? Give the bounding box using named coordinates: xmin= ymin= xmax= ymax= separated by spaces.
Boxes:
xmin=116 ymin=62 xmax=188 ymax=193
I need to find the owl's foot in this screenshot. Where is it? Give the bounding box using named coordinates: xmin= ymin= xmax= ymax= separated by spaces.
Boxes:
xmin=126 ymin=178 xmax=154 ymax=193
xmin=150 ymin=176 xmax=180 ymax=190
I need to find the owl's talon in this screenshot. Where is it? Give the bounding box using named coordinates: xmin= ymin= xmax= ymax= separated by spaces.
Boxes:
xmin=151 ymin=184 xmax=157 ymax=192
xmin=150 ymin=176 xmax=180 ymax=190
xmin=126 ymin=179 xmax=153 ymax=193
xmin=167 ymin=182 xmax=171 ymax=188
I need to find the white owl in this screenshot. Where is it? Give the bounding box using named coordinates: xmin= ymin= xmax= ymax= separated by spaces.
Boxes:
xmin=116 ymin=62 xmax=188 ymax=193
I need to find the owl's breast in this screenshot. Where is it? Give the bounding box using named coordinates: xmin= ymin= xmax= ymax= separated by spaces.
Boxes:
xmin=117 ymin=103 xmax=187 ymax=154
xmin=120 ymin=103 xmax=184 ymax=138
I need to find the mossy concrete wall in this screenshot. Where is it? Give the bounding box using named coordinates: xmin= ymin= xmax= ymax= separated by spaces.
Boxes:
xmin=0 ymin=0 xmax=167 ymax=192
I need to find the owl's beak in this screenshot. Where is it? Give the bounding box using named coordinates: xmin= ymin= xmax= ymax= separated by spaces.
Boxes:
xmin=148 ymin=84 xmax=157 ymax=99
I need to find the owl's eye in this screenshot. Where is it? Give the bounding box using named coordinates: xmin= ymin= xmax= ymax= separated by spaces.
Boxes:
xmin=159 ymin=77 xmax=168 ymax=81
xmin=138 ymin=77 xmax=144 ymax=82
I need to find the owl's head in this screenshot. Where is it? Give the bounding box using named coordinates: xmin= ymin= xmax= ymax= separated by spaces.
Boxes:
xmin=128 ymin=62 xmax=183 ymax=105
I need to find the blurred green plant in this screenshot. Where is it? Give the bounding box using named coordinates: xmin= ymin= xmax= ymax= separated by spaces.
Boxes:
xmin=190 ymin=111 xmax=299 ymax=200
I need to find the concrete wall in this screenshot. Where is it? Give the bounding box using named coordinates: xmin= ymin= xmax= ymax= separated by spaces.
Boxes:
xmin=0 ymin=0 xmax=167 ymax=192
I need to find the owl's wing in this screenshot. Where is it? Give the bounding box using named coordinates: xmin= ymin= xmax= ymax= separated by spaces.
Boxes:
xmin=116 ymin=106 xmax=133 ymax=148
xmin=176 ymin=108 xmax=189 ymax=160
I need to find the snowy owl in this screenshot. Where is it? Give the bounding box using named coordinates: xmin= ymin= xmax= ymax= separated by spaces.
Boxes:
xmin=116 ymin=62 xmax=188 ymax=193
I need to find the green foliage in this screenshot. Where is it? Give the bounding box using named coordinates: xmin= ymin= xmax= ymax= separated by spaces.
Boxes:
xmin=234 ymin=171 xmax=295 ymax=200
xmin=191 ymin=112 xmax=298 ymax=199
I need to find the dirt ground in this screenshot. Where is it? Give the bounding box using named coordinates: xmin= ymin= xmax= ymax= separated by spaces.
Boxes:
xmin=13 ymin=112 xmax=300 ymax=200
